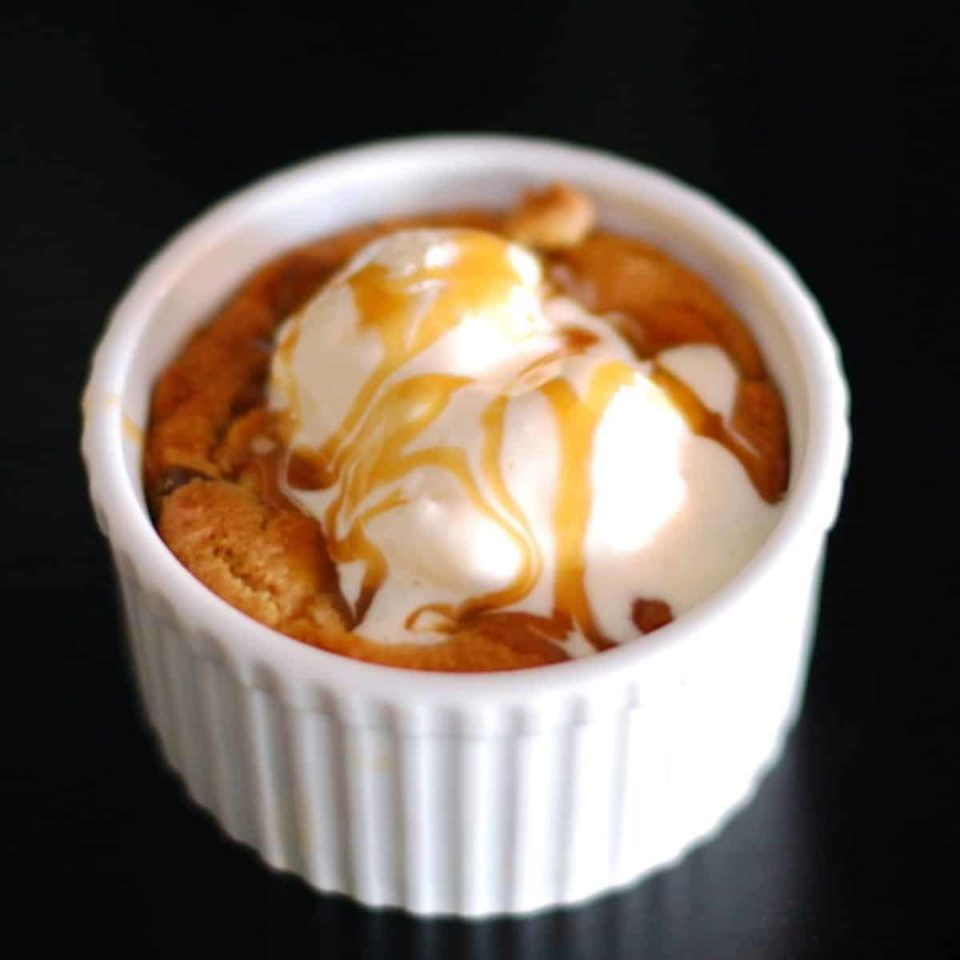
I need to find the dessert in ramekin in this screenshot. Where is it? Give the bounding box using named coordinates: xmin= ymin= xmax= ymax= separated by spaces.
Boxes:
xmin=82 ymin=135 xmax=849 ymax=916
xmin=145 ymin=181 xmax=789 ymax=670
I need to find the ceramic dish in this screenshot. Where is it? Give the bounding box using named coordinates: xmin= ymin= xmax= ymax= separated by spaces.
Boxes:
xmin=81 ymin=134 xmax=849 ymax=917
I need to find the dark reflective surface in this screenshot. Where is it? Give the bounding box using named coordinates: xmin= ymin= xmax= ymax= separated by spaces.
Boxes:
xmin=4 ymin=1 xmax=957 ymax=955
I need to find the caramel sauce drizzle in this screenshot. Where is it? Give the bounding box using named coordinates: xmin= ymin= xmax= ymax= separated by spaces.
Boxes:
xmin=512 ymin=326 xmax=599 ymax=386
xmin=598 ymin=325 xmax=778 ymax=506
xmin=648 ymin=363 xmax=775 ymax=503
xmin=320 ymin=233 xmax=521 ymax=464
xmin=538 ymin=360 xmax=636 ymax=651
xmin=404 ymin=393 xmax=543 ymax=631
xmin=284 ymin=232 xmax=553 ymax=633
xmin=278 ymin=230 xmax=775 ymax=650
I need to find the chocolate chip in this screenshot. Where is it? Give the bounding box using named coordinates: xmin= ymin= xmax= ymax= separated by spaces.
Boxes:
xmin=631 ymin=598 xmax=673 ymax=634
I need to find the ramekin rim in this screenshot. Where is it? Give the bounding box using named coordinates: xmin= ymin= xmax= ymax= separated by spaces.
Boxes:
xmin=81 ymin=132 xmax=850 ymax=710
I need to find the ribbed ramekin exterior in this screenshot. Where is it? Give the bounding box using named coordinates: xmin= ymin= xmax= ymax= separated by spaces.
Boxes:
xmin=106 ymin=530 xmax=825 ymax=917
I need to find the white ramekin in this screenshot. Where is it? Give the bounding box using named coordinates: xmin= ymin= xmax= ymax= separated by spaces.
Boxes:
xmin=81 ymin=134 xmax=849 ymax=918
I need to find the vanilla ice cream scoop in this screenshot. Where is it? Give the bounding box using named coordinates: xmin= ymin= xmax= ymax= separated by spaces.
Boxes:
xmin=269 ymin=228 xmax=783 ymax=653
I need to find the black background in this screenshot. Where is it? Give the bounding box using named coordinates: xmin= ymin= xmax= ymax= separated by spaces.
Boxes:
xmin=4 ymin=2 xmax=958 ymax=957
